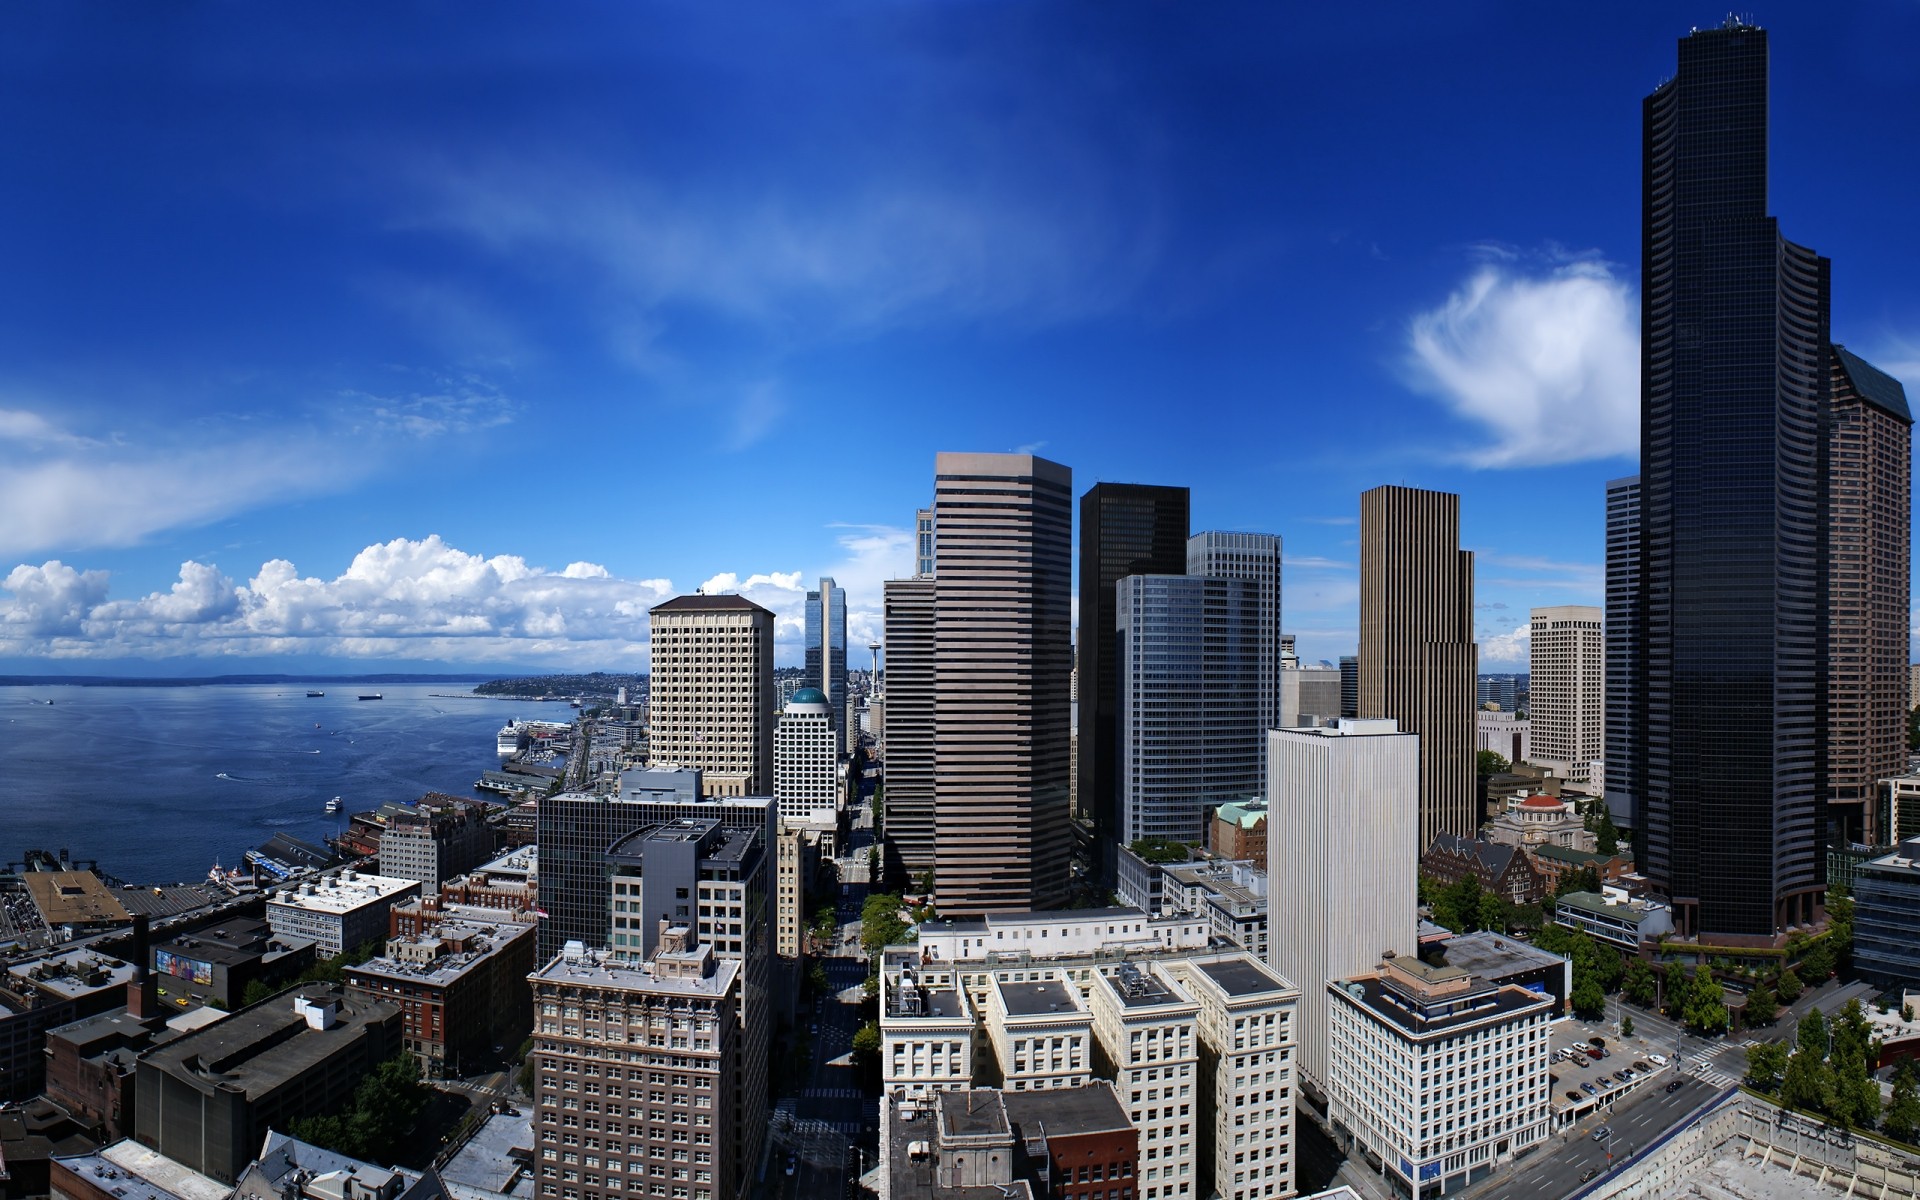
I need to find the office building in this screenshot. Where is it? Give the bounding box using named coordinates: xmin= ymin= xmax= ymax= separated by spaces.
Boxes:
xmin=1474 ymin=676 xmax=1522 ymax=714
xmin=377 ymin=798 xmax=495 ymax=891
xmin=1852 ymin=839 xmax=1920 ymax=992
xmin=343 ymin=903 xmax=537 ymax=1078
xmin=772 ymin=687 xmax=838 ymax=823
xmin=2 ymin=947 xmax=140 ymax=1104
xmin=916 ymin=506 xmax=936 ymax=578
xmin=1116 ymin=574 xmax=1264 ymax=847
xmin=135 ymin=985 xmax=402 ymax=1183
xmin=1079 ymin=483 xmax=1191 ymax=883
xmin=1474 ymin=711 xmax=1529 ymax=766
xmin=985 ymin=978 xmax=1093 ymax=1092
xmin=881 ymin=959 xmax=977 ymax=1102
xmin=264 ymin=871 xmax=421 ymax=958
xmin=1603 ymin=476 xmax=1640 ymax=834
xmin=1359 ymin=485 xmax=1476 ymax=849
xmin=1187 ymin=531 xmax=1284 ymax=736
xmin=882 ymin=576 xmax=937 ymax=886
xmin=804 ymin=577 xmax=849 ymax=757
xmin=647 ymin=594 xmax=775 ymax=797
xmin=1551 ymin=888 xmax=1676 ymax=952
xmin=1827 ymin=347 xmax=1912 ymax=845
xmin=883 ymin=1084 xmax=1138 ymax=1200
xmin=1159 ymin=859 xmax=1268 ymax=959
xmin=1339 ymin=656 xmax=1359 ymax=720
xmin=528 ymin=934 xmax=744 ymax=1200
xmin=147 ymin=917 xmax=313 ymax=1009
xmin=933 ymin=452 xmax=1074 ymax=914
xmin=1268 ymin=719 xmax=1418 ymax=1093
xmin=1325 ymin=956 xmax=1552 ymax=1198
xmin=50 ymin=1141 xmax=229 ymax=1200
xmin=442 ymin=844 xmax=539 ymax=916
xmin=1625 ymin=21 xmax=1833 ymax=937
xmin=1280 ymin=663 xmax=1342 ymax=730
xmin=1911 ymin=664 xmax=1920 ymax=713
xmin=1527 ymin=606 xmax=1603 ymax=787
xmin=1087 ymin=964 xmax=1199 ymax=1200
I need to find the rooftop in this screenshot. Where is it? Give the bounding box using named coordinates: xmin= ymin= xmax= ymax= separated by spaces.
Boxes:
xmin=650 ymin=593 xmax=772 ymax=614
xmin=24 ymin=870 xmax=131 ymax=928
xmin=529 ymin=947 xmax=740 ymax=998
xmin=1333 ymin=969 xmax=1550 ymax=1040
xmin=346 ymin=919 xmax=536 ymax=988
xmin=5 ymin=946 xmax=138 ymax=1001
xmin=996 ymin=979 xmax=1082 ymax=1019
xmin=139 ymin=985 xmax=399 ymax=1100
xmin=1437 ymin=931 xmax=1570 ymax=976
xmin=936 ymin=1089 xmax=1011 ymax=1140
xmin=55 ymin=1139 xmax=231 ymax=1200
xmin=1193 ymin=954 xmax=1296 ymax=999
xmin=1834 ymin=342 xmax=1913 ymax=423
xmin=1099 ymin=963 xmax=1189 ymax=1011
xmin=267 ymin=871 xmax=420 ymax=915
xmin=1000 ymin=1082 xmax=1133 ymax=1138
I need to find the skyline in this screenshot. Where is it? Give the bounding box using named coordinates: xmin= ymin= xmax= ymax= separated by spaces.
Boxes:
xmin=2 ymin=5 xmax=1917 ymax=673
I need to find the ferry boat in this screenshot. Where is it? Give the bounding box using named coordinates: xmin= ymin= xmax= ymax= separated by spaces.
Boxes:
xmin=497 ymin=721 xmax=522 ymax=759
xmin=325 ymin=796 xmax=343 ymax=814
xmin=357 ymin=693 xmax=383 ymax=701
xmin=306 ymin=690 xmax=325 ymax=697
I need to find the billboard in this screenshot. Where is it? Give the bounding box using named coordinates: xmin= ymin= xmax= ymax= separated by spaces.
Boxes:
xmin=154 ymin=949 xmax=214 ymax=986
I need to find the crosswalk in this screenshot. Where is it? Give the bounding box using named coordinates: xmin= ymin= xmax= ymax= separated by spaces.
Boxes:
xmin=1686 ymin=1046 xmax=1743 ymax=1089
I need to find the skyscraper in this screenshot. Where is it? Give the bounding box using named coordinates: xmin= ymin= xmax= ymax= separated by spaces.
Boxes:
xmin=1633 ymin=21 xmax=1829 ymax=937
xmin=1529 ymin=606 xmax=1603 ymax=787
xmin=1187 ymin=531 xmax=1284 ymax=733
xmin=804 ymin=577 xmax=848 ymax=756
xmin=648 ymin=594 xmax=775 ymax=797
xmin=881 ymin=577 xmax=936 ymax=887
xmin=1358 ymin=485 xmax=1476 ymax=851
xmin=1826 ymin=346 xmax=1912 ymax=845
xmin=1339 ymin=655 xmax=1359 ymax=719
xmin=1079 ymin=483 xmax=1191 ymax=879
xmin=772 ymin=688 xmax=838 ymax=823
xmin=933 ymin=452 xmax=1074 ymax=914
xmin=1116 ymin=573 xmax=1263 ymax=846
xmin=1603 ymin=475 xmax=1641 ymax=835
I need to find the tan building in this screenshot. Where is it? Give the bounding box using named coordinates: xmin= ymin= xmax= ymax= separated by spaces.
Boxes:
xmin=933 ymin=452 xmax=1075 ymax=914
xmin=1359 ymin=485 xmax=1476 ymax=849
xmin=1212 ymin=799 xmax=1267 ymax=870
xmin=1087 ymin=964 xmax=1199 ymax=1200
xmin=985 ymin=978 xmax=1092 ymax=1092
xmin=529 ymin=934 xmax=743 ymax=1200
xmin=647 ymin=594 xmax=774 ymax=797
xmin=344 ymin=902 xmax=537 ymax=1078
xmin=1528 ymin=605 xmax=1603 ymax=787
xmin=1827 ymin=346 xmax=1912 ymax=846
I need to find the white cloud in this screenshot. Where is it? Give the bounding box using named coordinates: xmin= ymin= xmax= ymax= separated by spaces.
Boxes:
xmin=2 ymin=562 xmax=111 ymax=637
xmin=1406 ymin=255 xmax=1639 ymax=468
xmin=1479 ymin=622 xmax=1530 ymax=669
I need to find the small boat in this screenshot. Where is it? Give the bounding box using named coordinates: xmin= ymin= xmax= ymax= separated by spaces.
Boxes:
xmin=307 ymin=691 xmax=325 ymax=698
xmin=325 ymin=796 xmax=343 ymax=813
xmin=357 ymin=693 xmax=383 ymax=701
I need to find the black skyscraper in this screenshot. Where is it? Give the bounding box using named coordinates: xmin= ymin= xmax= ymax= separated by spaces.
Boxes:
xmin=1077 ymin=483 xmax=1190 ymax=882
xmin=1630 ymin=21 xmax=1830 ymax=938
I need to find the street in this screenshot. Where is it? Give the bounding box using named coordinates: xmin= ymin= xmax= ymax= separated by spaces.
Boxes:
xmin=1471 ymin=1074 xmax=1721 ymax=1200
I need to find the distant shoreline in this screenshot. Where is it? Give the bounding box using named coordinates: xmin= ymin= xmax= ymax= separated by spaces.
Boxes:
xmin=0 ymin=674 xmax=495 ymax=688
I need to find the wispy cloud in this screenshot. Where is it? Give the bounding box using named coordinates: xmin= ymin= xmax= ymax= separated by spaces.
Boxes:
xmin=1405 ymin=251 xmax=1638 ymax=468
xmin=1478 ymin=552 xmax=1603 ymax=595
xmin=1479 ymin=621 xmax=1530 ymax=668
xmin=1282 ymin=555 xmax=1354 ymax=571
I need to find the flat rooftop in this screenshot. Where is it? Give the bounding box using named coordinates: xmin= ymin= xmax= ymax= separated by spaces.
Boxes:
xmin=56 ymin=1139 xmax=231 ymax=1200
xmin=266 ymin=871 xmax=420 ymax=915
xmin=1439 ymin=931 xmax=1570 ymax=976
xmin=996 ymin=979 xmax=1082 ymax=1018
xmin=6 ymin=947 xmax=138 ymax=1001
xmin=139 ymin=986 xmax=397 ymax=1100
xmin=24 ymin=871 xmax=131 ymax=927
xmin=1100 ymin=966 xmax=1188 ymax=1010
xmin=1001 ymin=1082 xmax=1132 ymax=1138
xmin=936 ymin=1089 xmax=1010 ymax=1139
xmin=1337 ymin=973 xmax=1550 ymax=1039
xmin=530 ymin=948 xmax=739 ymax=998
xmin=348 ymin=921 xmax=536 ymax=988
xmin=1195 ymin=955 xmax=1295 ymax=999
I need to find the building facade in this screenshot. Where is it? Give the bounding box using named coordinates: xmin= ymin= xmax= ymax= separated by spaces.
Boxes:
xmin=1187 ymin=531 xmax=1284 ymax=739
xmin=1087 ymin=964 xmax=1199 ymax=1200
xmin=1268 ymin=719 xmax=1419 ymax=1093
xmin=804 ymin=577 xmax=848 ymax=758
xmin=933 ymin=452 xmax=1074 ymax=914
xmin=377 ymin=800 xmax=494 ymax=891
xmin=344 ymin=903 xmax=537 ymax=1078
xmin=1603 ymin=475 xmax=1641 ymax=834
xmin=1117 ymin=574 xmax=1264 ymax=847
xmin=264 ymin=871 xmax=422 ymax=958
xmin=1527 ymin=606 xmax=1602 ymax=787
xmin=647 ymin=594 xmax=774 ymax=797
xmin=1079 ymin=483 xmax=1192 ymax=885
xmin=1358 ymin=486 xmax=1476 ymax=850
xmin=1850 ymin=839 xmax=1920 ymax=992
xmin=881 ymin=577 xmax=937 ymax=887
xmin=772 ymin=688 xmax=838 ymax=823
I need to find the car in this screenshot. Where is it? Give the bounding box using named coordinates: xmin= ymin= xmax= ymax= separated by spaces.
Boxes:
xmin=1632 ymin=1060 xmax=1650 ymax=1072
xmin=1581 ymin=1168 xmax=1601 ymax=1183
xmin=1582 ymin=1082 xmax=1598 ymax=1095
xmin=1592 ymin=1127 xmax=1612 ymax=1142
xmin=1649 ymin=1053 xmax=1669 ymax=1066
xmin=1600 ymin=1047 xmax=1612 ymax=1058
xmin=1615 ymin=1071 xmax=1630 ymax=1082
xmin=1587 ymin=1047 xmax=1605 ymax=1059
xmin=785 ymin=1156 xmax=797 ymax=1177
xmin=1666 ymin=1080 xmax=1685 ymax=1094
xmin=1567 ymin=1091 xmax=1584 ymax=1103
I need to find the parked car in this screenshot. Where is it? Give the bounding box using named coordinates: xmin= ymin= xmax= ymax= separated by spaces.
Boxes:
xmin=1567 ymin=1091 xmax=1585 ymax=1103
xmin=1582 ymin=1082 xmax=1598 ymax=1095
xmin=1649 ymin=1053 xmax=1669 ymax=1066
xmin=1632 ymin=1060 xmax=1650 ymax=1072
xmin=1587 ymin=1046 xmax=1605 ymax=1059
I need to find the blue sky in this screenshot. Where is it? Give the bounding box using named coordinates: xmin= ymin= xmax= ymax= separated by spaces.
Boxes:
xmin=2 ymin=3 xmax=1916 ymax=674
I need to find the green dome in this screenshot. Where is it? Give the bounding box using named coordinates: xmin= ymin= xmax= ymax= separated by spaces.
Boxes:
xmin=789 ymin=687 xmax=829 ymax=706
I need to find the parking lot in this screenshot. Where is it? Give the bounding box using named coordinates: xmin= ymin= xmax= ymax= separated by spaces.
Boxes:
xmin=1547 ymin=1030 xmax=1670 ymax=1128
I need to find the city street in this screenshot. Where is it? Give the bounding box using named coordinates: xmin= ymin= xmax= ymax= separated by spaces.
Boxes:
xmin=770 ymin=877 xmax=875 ymax=1200
xmin=1471 ymin=1074 xmax=1721 ymax=1200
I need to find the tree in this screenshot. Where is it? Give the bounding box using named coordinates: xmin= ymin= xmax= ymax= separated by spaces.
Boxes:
xmin=1798 ymin=1008 xmax=1829 ymax=1059
xmin=850 ymin=1021 xmax=881 ymax=1084
xmin=1623 ymin=958 xmax=1658 ymax=1008
xmin=1682 ymin=964 xmax=1728 ymax=1036
xmin=1800 ymin=938 xmax=1836 ymax=984
xmin=1885 ymin=1060 xmax=1920 ymax=1145
xmin=1621 ymin=1015 xmax=1635 ymax=1039
xmin=860 ymin=892 xmax=910 ymax=955
xmin=1745 ymin=982 xmax=1779 ymax=1027
xmin=1572 ymin=978 xmax=1607 ymax=1020
xmin=1128 ymin=838 xmax=1191 ymax=865
xmin=1904 ymin=1003 xmax=1914 ymax=1024
xmin=1583 ymin=804 xmax=1622 ymax=857
xmin=1477 ymin=750 xmax=1511 ymax=776
xmin=240 ymin=978 xmax=278 ymax=1008
xmin=1780 ymin=1047 xmax=1836 ymax=1115
xmin=1744 ymin=1040 xmax=1789 ymax=1092
xmin=1553 ymin=866 xmax=1603 ymax=901
xmin=1777 ymin=968 xmax=1804 ymax=1003
xmin=1828 ymin=886 xmax=1855 ymax=977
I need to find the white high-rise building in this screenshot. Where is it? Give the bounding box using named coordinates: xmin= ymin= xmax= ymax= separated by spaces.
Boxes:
xmin=1162 ymin=955 xmax=1298 ymax=1200
xmin=1088 ymin=963 xmax=1200 ymax=1200
xmin=772 ymin=689 xmax=837 ymax=822
xmin=1326 ymin=955 xmax=1552 ymax=1198
xmin=1268 ymin=718 xmax=1418 ymax=1094
xmin=1528 ymin=605 xmax=1603 ymax=787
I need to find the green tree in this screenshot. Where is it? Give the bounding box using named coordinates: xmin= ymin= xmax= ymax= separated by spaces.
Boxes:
xmin=1583 ymin=804 xmax=1622 ymax=857
xmin=1798 ymin=1007 xmax=1829 ymax=1059
xmin=1571 ymin=978 xmax=1607 ymax=1020
xmin=1903 ymin=1003 xmax=1914 ymax=1024
xmin=1885 ymin=1059 xmax=1920 ymax=1144
xmin=861 ymin=892 xmax=911 ymax=955
xmin=1621 ymin=1015 xmax=1635 ymax=1039
xmin=1477 ymin=750 xmax=1511 ymax=776
xmin=1801 ymin=938 xmax=1836 ymax=984
xmin=850 ymin=1021 xmax=882 ymax=1084
xmin=239 ymin=978 xmax=277 ymax=1008
xmin=1475 ymin=888 xmax=1512 ymax=934
xmin=1745 ymin=981 xmax=1779 ymax=1027
xmin=1682 ymin=964 xmax=1728 ymax=1036
xmin=1781 ymin=1048 xmax=1836 ymax=1115
xmin=1552 ymin=866 xmax=1603 ymax=901
xmin=1778 ymin=968 xmax=1804 ymax=1003
xmin=1623 ymin=958 xmax=1658 ymax=1008
xmin=1828 ymin=886 xmax=1855 ymax=976
xmin=1128 ymin=838 xmax=1191 ymax=865
xmin=1745 ymin=1040 xmax=1789 ymax=1092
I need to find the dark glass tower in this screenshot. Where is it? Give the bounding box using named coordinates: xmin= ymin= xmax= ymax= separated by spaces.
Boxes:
xmin=804 ymin=577 xmax=847 ymax=755
xmin=1076 ymin=482 xmax=1191 ymax=882
xmin=1634 ymin=21 xmax=1830 ymax=938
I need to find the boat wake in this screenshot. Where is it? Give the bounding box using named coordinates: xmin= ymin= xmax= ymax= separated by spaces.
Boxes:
xmin=215 ymin=772 xmax=264 ymax=784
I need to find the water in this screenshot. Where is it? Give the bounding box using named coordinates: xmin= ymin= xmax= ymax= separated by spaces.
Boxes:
xmin=1 ymin=682 xmax=577 ymax=883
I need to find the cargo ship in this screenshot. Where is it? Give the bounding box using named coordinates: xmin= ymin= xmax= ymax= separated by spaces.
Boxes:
xmin=358 ymin=693 xmax=383 ymax=701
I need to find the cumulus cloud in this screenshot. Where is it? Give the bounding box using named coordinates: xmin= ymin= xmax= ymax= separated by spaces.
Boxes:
xmin=1406 ymin=254 xmax=1639 ymax=467
xmin=0 ymin=536 xmax=676 ymax=666
xmin=1479 ymin=622 xmax=1530 ymax=669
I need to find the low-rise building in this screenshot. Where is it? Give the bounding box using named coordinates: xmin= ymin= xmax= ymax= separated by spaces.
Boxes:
xmin=882 ymin=959 xmax=976 ymax=1102
xmin=1211 ymin=800 xmax=1268 ymax=871
xmin=1420 ymin=836 xmax=1548 ymax=908
xmin=1482 ymin=794 xmax=1595 ymax=853
xmin=344 ymin=904 xmax=537 ymax=1077
xmin=265 ymin=871 xmax=422 ymax=958
xmin=1 ymin=947 xmax=139 ymax=1103
xmin=22 ymin=871 xmax=133 ymax=942
xmin=1853 ymin=838 xmax=1920 ymax=992
xmin=231 ymin=1130 xmax=431 ymax=1200
xmin=50 ymin=1139 xmax=229 ymax=1200
xmin=883 ymin=1084 xmax=1137 ymax=1200
xmin=1551 ymin=888 xmax=1675 ymax=951
xmin=134 ymin=984 xmax=403 ymax=1184
xmin=1159 ymin=860 xmax=1267 ymax=959
xmin=1000 ymin=1086 xmax=1138 ymax=1200
xmin=917 ymin=907 xmax=1209 ymax=968
xmin=1326 ymin=956 xmax=1552 ymax=1199
xmin=442 ymin=845 xmax=538 ymax=915
xmin=1430 ymin=931 xmax=1572 ymax=1016
xmin=528 ymin=931 xmax=743 ymax=1200
xmin=149 ymin=917 xmax=314 ymax=1009
xmin=985 ymin=979 xmax=1092 ymax=1092
xmin=1521 ymin=844 xmax=1632 ymax=893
